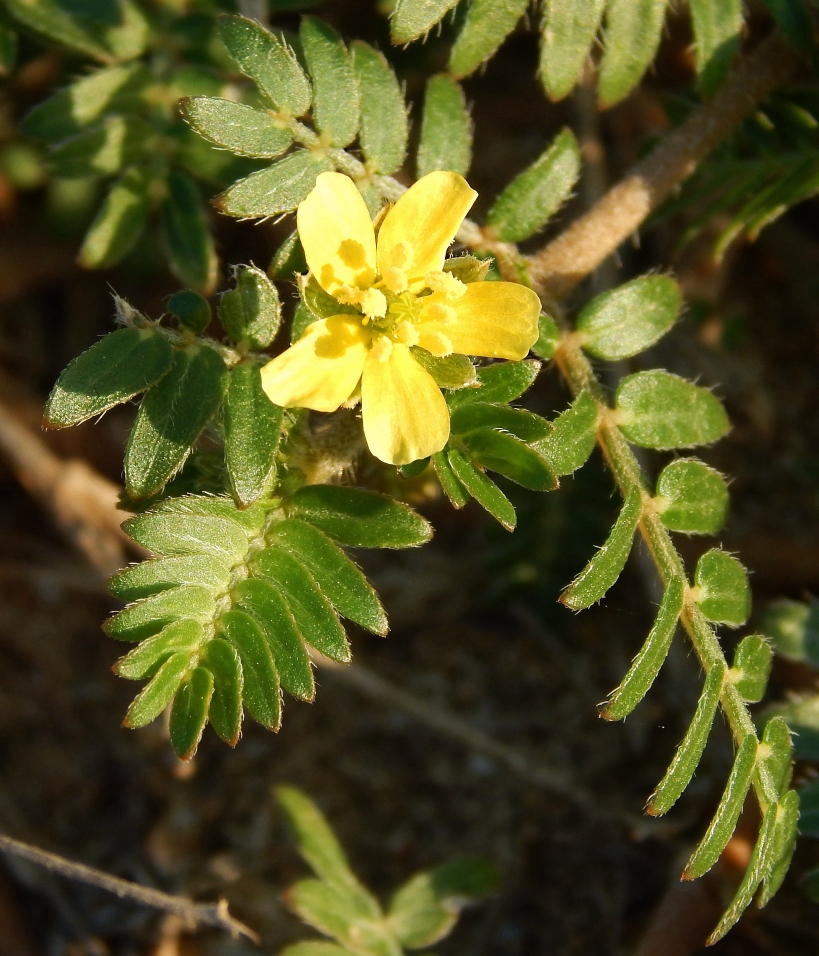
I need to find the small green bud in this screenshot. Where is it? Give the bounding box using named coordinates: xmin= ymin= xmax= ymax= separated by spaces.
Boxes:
xmin=168 ymin=290 xmax=212 ymax=335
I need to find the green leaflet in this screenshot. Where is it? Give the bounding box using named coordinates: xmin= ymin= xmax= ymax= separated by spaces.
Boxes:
xmin=432 ymin=451 xmax=469 ymax=509
xmin=216 ymin=151 xmax=334 ymax=219
xmin=487 ymin=129 xmax=580 ymax=243
xmin=647 ymin=663 xmax=725 ymax=816
xmin=219 ymin=264 xmax=281 ymax=349
xmin=161 ymin=171 xmax=218 ymax=294
xmin=449 ymin=0 xmax=531 ymax=78
xmin=217 ymin=14 xmax=312 ymax=115
xmin=79 ymin=164 xmax=153 ymax=269
xmin=760 ymin=598 xmax=819 ymax=664
xmin=169 ymin=667 xmax=214 ymax=760
xmin=598 ymin=0 xmax=669 ymax=108
xmin=123 ymin=511 xmax=250 ymax=563
xmin=224 ymin=364 xmax=283 ymax=507
xmin=114 ymin=619 xmax=204 ymax=680
xmin=110 ymin=554 xmax=231 ymax=601
xmin=447 ymin=448 xmax=516 ymax=531
xmin=655 ymin=458 xmax=729 ymax=535
xmin=689 ymin=0 xmax=743 ymax=96
xmin=615 ymin=370 xmax=730 ymax=450
xmin=539 ymin=0 xmax=606 ymax=101
xmin=533 ymin=390 xmax=598 ymax=476
xmin=447 ymin=360 xmax=541 ymax=407
xmin=202 ymin=638 xmax=243 ymax=745
xmin=219 ymin=609 xmax=281 ymax=731
xmin=411 ymin=348 xmax=477 ymax=388
xmin=269 ymin=519 xmax=388 ymax=636
xmin=450 ymin=403 xmax=550 ymax=443
xmin=168 ymin=290 xmax=211 ymax=336
xmin=682 ymin=732 xmax=758 ymax=878
xmin=351 ymin=42 xmax=408 ymax=175
xmin=124 ymin=651 xmax=191 ymax=728
xmin=253 ymin=548 xmax=351 ymax=663
xmin=123 ymin=345 xmax=229 ymax=499
xmin=286 ymin=879 xmax=392 ymax=952
xmin=147 ymin=495 xmax=266 ymax=534
xmin=577 ymin=275 xmax=681 ymax=361
xmin=300 ymin=17 xmax=359 ymax=148
xmin=758 ymin=790 xmax=800 ymax=907
xmin=290 ymin=486 xmax=432 ymax=548
xmin=532 ymin=313 xmax=560 ymax=360
xmin=45 ymin=327 xmax=173 ymax=428
xmin=759 ymin=716 xmax=793 ymax=795
xmin=461 ymin=429 xmax=557 ymax=491
xmin=561 ymin=485 xmax=642 ymax=610
xmin=390 ymin=0 xmax=459 ymax=43
xmin=270 ymin=231 xmax=307 ymax=281
xmin=280 ymin=944 xmax=349 ymax=956
xmin=49 ymin=115 xmax=151 ymax=179
xmin=417 ymin=75 xmax=472 ymax=178
xmin=731 ymin=635 xmax=772 ymax=704
xmin=694 ymin=549 xmax=751 ymax=627
xmin=181 ymin=97 xmax=293 ymax=159
xmin=105 ymin=585 xmax=216 ymax=642
xmin=602 ymin=575 xmax=684 ymax=720
xmin=232 ymin=578 xmax=315 ymax=701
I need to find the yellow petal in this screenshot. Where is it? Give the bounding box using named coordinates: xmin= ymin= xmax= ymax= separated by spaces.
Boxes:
xmin=376 ymin=171 xmax=477 ymax=288
xmin=361 ymin=343 xmax=449 ymax=465
xmin=297 ymin=172 xmax=377 ymax=295
xmin=419 ymin=282 xmax=540 ymax=360
xmin=260 ymin=315 xmax=368 ymax=412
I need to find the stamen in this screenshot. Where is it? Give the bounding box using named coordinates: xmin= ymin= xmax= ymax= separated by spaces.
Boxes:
xmin=360 ymin=288 xmax=387 ymax=318
xmin=371 ymin=334 xmax=393 ymax=363
xmin=382 ymin=266 xmax=409 ymax=295
xmin=395 ymin=321 xmax=419 ymax=347
xmin=423 ymin=302 xmax=457 ymax=325
xmin=422 ymin=332 xmax=453 ymax=357
xmin=425 ymin=271 xmax=467 ymax=299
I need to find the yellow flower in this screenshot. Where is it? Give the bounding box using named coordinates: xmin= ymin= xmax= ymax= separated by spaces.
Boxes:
xmin=260 ymin=170 xmax=541 ymax=466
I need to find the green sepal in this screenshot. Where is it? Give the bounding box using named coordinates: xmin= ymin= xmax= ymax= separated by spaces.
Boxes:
xmin=561 ymin=486 xmax=642 ymax=610
xmin=44 ymin=327 xmax=173 ymax=428
xmin=202 ymin=638 xmax=244 ymax=746
xmin=577 ymin=275 xmax=681 ymax=361
xmin=447 ymin=360 xmax=540 ymax=408
xmin=693 ymin=549 xmax=751 ymax=627
xmin=655 ymin=458 xmax=728 ymax=535
xmin=162 ymin=171 xmax=218 ymax=294
xmin=443 ymin=255 xmax=490 ymax=284
xmin=615 ymin=370 xmax=729 ymax=450
xmin=731 ymin=635 xmax=772 ymax=704
xmin=218 ymin=609 xmax=281 ymax=731
xmin=539 ymin=0 xmax=605 ymax=101
xmin=124 ymin=345 xmax=229 ymax=499
xmin=124 ymin=651 xmax=191 ymax=729
xmin=532 ymin=313 xmax=560 ymax=360
xmin=597 ymin=0 xmax=669 ymax=108
xmin=168 ymin=290 xmax=211 ymax=336
xmin=447 ymin=449 xmax=516 ymax=531
xmin=224 ymin=363 xmax=283 ymax=507
xmin=110 ymin=554 xmax=231 ymax=601
xmin=300 ymin=274 xmax=359 ymax=319
xmin=216 ymin=151 xmax=334 ymax=219
xmin=114 ymin=619 xmax=204 ymax=680
xmin=461 ymin=429 xmax=557 ymax=491
xmin=450 ymin=403 xmax=550 ymax=443
xmin=290 ymin=485 xmax=433 ymax=548
xmin=217 ymin=15 xmax=312 ymax=116
xmin=232 ymin=578 xmax=315 ymax=701
xmin=390 ymin=0 xmax=459 ymax=43
xmin=300 ymin=17 xmax=359 ymax=148
xmin=105 ymin=585 xmax=216 ymax=643
xmin=449 ymin=0 xmax=531 ymax=78
xmin=487 ymin=128 xmax=580 ymax=242
xmin=432 ymin=451 xmax=469 ymax=509
xmin=270 ymin=231 xmax=307 ymax=280
xmin=49 ymin=115 xmax=151 ymax=179
xmin=78 ymin=164 xmax=153 ymax=269
xmin=270 ymin=518 xmax=388 ymax=635
xmin=351 ymin=41 xmax=408 ymax=175
xmin=253 ymin=548 xmax=350 ymax=663
xmin=411 ymin=348 xmax=477 ymax=389
xmin=533 ymin=390 xmax=598 ymax=476
xmin=169 ymin=667 xmax=214 ymax=759
xmin=292 ymin=301 xmax=319 ymax=344
xmin=181 ymin=97 xmax=293 ymax=159
xmin=417 ymin=74 xmax=472 ymax=178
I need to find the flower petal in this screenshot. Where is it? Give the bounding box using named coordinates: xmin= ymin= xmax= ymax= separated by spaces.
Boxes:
xmin=361 ymin=343 xmax=449 ymax=465
xmin=297 ymin=172 xmax=377 ymax=295
xmin=377 ymin=171 xmax=477 ymax=287
xmin=419 ymin=282 xmax=540 ymax=360
xmin=260 ymin=315 xmax=368 ymax=412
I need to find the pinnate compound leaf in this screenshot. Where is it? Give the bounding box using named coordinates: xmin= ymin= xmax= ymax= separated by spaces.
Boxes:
xmin=577 ymin=275 xmax=681 ymax=361
xmin=181 ymin=97 xmax=293 ymax=159
xmin=647 ymin=663 xmax=725 ymax=816
xmin=202 ymin=638 xmax=243 ymax=745
xmin=300 ymin=17 xmax=359 ymax=148
xmin=169 ymin=667 xmax=214 ymax=759
xmin=217 ymin=15 xmax=312 ymax=115
xmin=449 ymin=0 xmax=530 ymax=78
xmin=110 ymin=554 xmax=230 ymax=601
xmin=79 ymin=165 xmax=153 ymax=269
xmin=656 ymin=458 xmax=728 ymax=535
xmin=114 ymin=619 xmax=203 ymax=680
xmin=219 ymin=264 xmax=282 ymax=349
xmin=224 ymin=364 xmax=283 ymax=507
xmin=351 ymin=42 xmax=408 ymax=175
xmin=694 ymin=549 xmax=750 ymax=627
xmin=432 ymin=451 xmax=469 ymax=508
xmin=219 ymin=609 xmax=281 ymax=731
xmin=450 ymin=403 xmax=550 ymax=443
xmin=533 ymin=390 xmax=598 ymax=476
xmin=689 ymin=0 xmax=742 ymax=96
xmin=45 ymin=327 xmax=173 ymax=428
xmin=487 ymin=128 xmax=580 ymax=242
xmin=232 ymin=578 xmax=315 ymax=701
xmin=462 ymin=429 xmax=557 ymax=491
xmin=216 ymin=151 xmax=334 ymax=219
xmin=682 ymin=732 xmax=757 ymax=878
xmin=758 ymin=789 xmax=800 ymax=906
xmin=105 ymin=585 xmax=216 ymax=642
xmin=602 ymin=575 xmax=684 ymax=720
xmin=759 ymin=598 xmax=819 ymax=665
xmin=270 ymin=519 xmax=388 ymax=636
xmin=561 ymin=486 xmax=642 ymax=610
xmin=290 ymin=486 xmax=432 ymax=548
xmin=447 ymin=360 xmax=541 ymax=408
xmin=598 ymin=0 xmax=669 ymax=109
xmin=390 ymin=0 xmax=459 ymax=43
xmin=616 ymin=370 xmax=729 ymax=450
xmin=124 ymin=346 xmax=228 ymax=499
xmin=124 ymin=651 xmax=191 ymax=728
xmin=417 ymin=75 xmax=472 ymax=178
xmin=447 ymin=449 xmax=516 ymax=531
xmin=539 ymin=0 xmax=605 ymax=101
xmin=162 ymin=171 xmax=217 ymax=294
xmin=49 ymin=115 xmax=151 ymax=178
xmin=731 ymin=635 xmax=772 ymax=704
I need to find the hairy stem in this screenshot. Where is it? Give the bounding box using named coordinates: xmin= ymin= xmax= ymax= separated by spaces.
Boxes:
xmin=528 ymin=31 xmax=798 ymax=300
